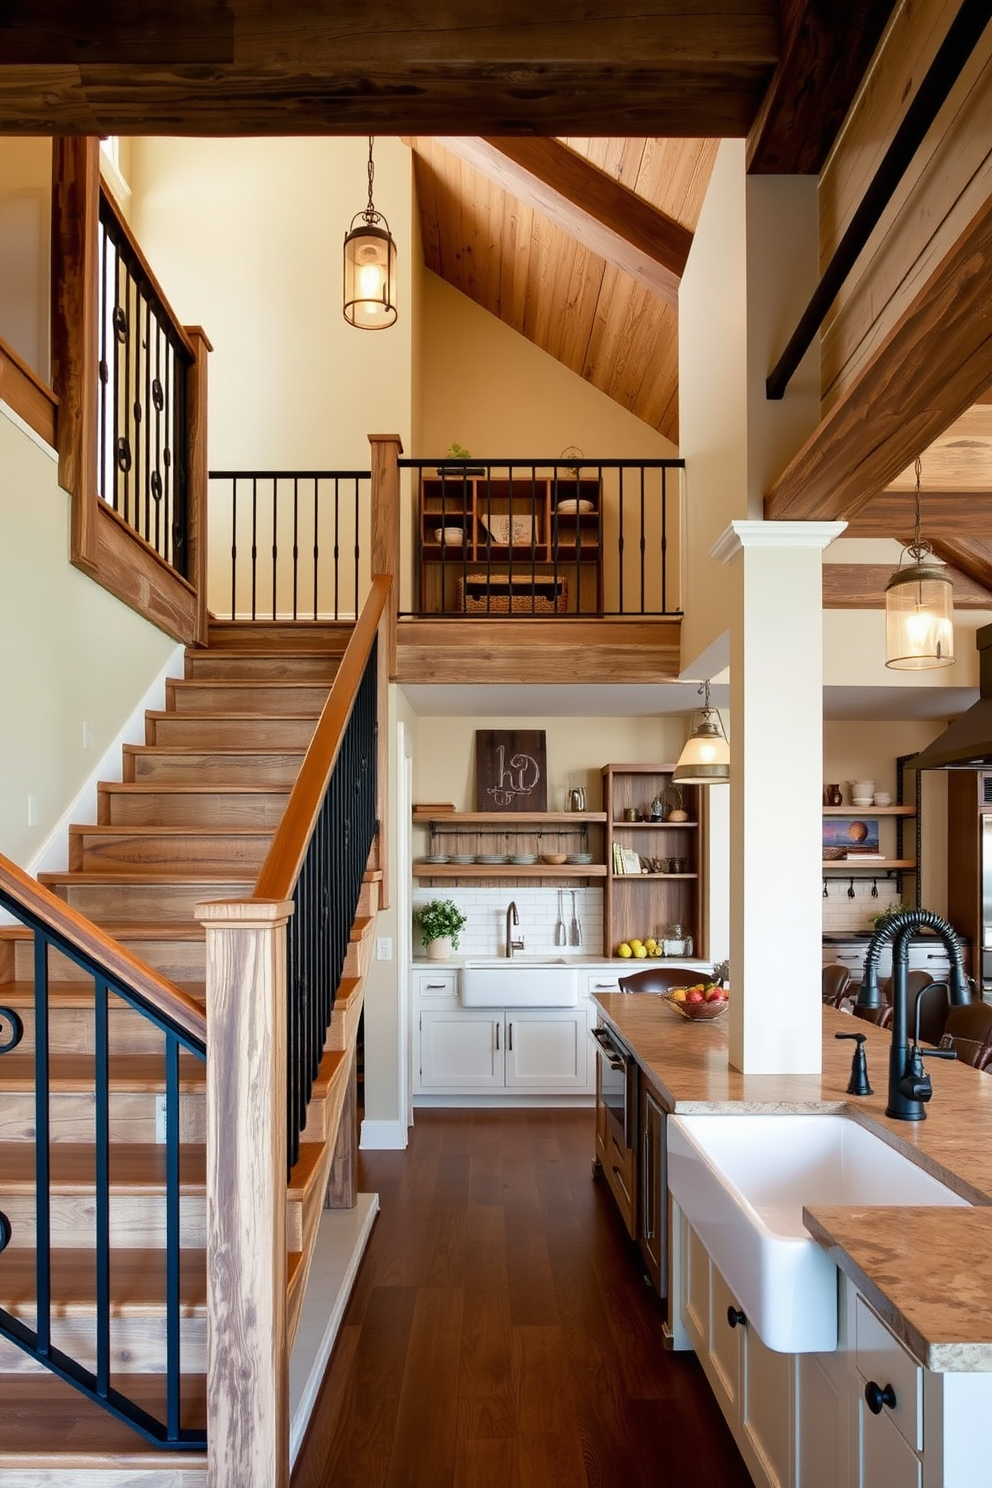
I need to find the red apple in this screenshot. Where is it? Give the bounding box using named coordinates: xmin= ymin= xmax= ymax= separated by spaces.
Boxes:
xmin=706 ymin=988 xmax=728 ymax=1002
xmin=687 ymin=989 xmax=705 ymax=1003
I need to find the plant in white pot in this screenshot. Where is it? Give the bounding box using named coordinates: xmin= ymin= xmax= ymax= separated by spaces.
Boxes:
xmin=415 ymin=898 xmax=468 ymax=960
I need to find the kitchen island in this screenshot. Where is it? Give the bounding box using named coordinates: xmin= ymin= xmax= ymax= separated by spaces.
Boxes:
xmin=593 ymin=993 xmax=992 ymax=1488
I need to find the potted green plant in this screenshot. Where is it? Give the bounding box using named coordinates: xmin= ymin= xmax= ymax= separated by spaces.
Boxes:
xmin=415 ymin=898 xmax=468 ymax=960
xmin=869 ymin=902 xmax=913 ymax=931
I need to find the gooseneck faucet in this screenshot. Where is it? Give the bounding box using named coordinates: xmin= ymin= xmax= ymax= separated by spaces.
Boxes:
xmin=505 ymin=900 xmax=525 ymax=959
xmin=857 ymin=908 xmax=969 ymax=1120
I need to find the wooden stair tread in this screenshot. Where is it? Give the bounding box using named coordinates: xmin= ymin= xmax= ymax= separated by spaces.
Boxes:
xmin=0 ymin=921 xmax=206 ymax=941
xmin=0 ymin=1370 xmax=207 ymax=1459
xmin=42 ymin=870 xmax=257 ymax=886
xmin=0 ymin=980 xmax=205 ymax=1008
xmin=286 ymin=1142 xmax=326 ymax=1201
xmin=0 ymin=1248 xmax=206 ymax=1314
xmin=72 ymin=823 xmax=276 ymax=835
xmin=145 ymin=710 xmax=321 ymax=720
xmin=99 ymin=783 xmax=291 ymax=796
xmin=0 ymin=1052 xmax=205 ymax=1092
xmin=0 ymin=1143 xmax=206 ymax=1191
xmin=125 ymin=745 xmax=306 ymax=757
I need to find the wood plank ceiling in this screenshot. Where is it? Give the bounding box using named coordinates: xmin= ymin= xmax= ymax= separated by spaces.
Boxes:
xmin=409 ymin=135 xmax=718 ymax=440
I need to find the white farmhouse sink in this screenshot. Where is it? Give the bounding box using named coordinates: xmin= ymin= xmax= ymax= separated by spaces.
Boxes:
xmin=668 ymin=1113 xmax=969 ymax=1354
xmin=460 ymin=958 xmax=579 ymax=1007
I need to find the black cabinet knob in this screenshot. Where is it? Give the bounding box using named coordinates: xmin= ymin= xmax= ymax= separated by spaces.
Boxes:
xmin=864 ymin=1380 xmax=897 ymax=1415
xmin=727 ymin=1306 xmax=746 ymax=1329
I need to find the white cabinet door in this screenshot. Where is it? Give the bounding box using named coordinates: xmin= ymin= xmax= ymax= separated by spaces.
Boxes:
xmin=708 ymin=1265 xmax=744 ymax=1424
xmin=743 ymin=1323 xmax=794 ymax=1488
xmin=419 ymin=1010 xmax=503 ymax=1090
xmin=797 ymin=1352 xmax=845 ymax=1488
xmin=858 ymin=1403 xmax=922 ymax=1488
xmin=504 ymin=1008 xmax=589 ymax=1090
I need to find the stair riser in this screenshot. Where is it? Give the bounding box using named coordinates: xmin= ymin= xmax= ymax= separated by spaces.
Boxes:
xmin=186 ymin=653 xmax=339 ymax=682
xmin=47 ymin=881 xmax=255 ymax=924
xmin=0 ymin=1320 xmax=206 ymax=1375
xmin=207 ymin=619 xmax=351 ymax=652
xmin=126 ymin=750 xmax=304 ymax=787
xmin=71 ymin=833 xmax=272 ymax=873
xmin=102 ymin=792 xmax=288 ymax=829
xmin=0 ymin=1196 xmax=207 ymax=1250
xmin=0 ymin=1093 xmax=205 ymax=1145
xmin=165 ymin=681 xmax=327 ymax=715
xmin=0 ymin=1007 xmax=196 ymax=1058
xmin=12 ymin=939 xmax=205 ymax=984
xmin=147 ymin=713 xmax=318 ymax=749
xmin=0 ymin=1467 xmax=206 ymax=1485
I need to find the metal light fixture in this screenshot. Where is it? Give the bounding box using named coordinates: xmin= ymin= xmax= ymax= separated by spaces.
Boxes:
xmin=342 ymin=136 xmax=397 ymax=330
xmin=884 ymin=457 xmax=954 ymax=669
xmin=673 ymin=680 xmax=730 ymax=785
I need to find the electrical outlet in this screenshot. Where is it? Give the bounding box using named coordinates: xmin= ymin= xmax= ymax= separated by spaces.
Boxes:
xmin=27 ymin=795 xmax=38 ymax=828
xmin=82 ymin=721 xmax=92 ymax=750
xmin=375 ymin=937 xmax=393 ymax=960
xmin=155 ymin=1095 xmax=167 ymax=1143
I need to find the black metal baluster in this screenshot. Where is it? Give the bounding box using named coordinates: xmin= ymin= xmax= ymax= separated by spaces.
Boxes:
xmin=353 ymin=476 xmax=361 ymax=621
xmin=661 ymin=465 xmax=669 ymax=613
xmin=122 ymin=261 xmax=133 ymax=526
xmin=112 ymin=246 xmax=123 ymax=517
xmin=165 ymin=1030 xmax=182 ymax=1440
xmin=94 ymin=978 xmax=111 ymax=1398
xmin=163 ymin=342 xmax=173 ymax=567
xmin=271 ymin=478 xmax=279 ymax=621
xmin=98 ymin=224 xmax=109 ymax=501
xmin=251 ymin=476 xmax=258 ymax=622
xmin=231 ymin=478 xmax=238 ymax=621
xmin=292 ymin=477 xmax=300 ymax=621
xmin=144 ymin=298 xmax=154 ymax=552
xmin=333 ymin=477 xmax=341 ymax=622
xmin=313 ymin=478 xmax=320 ymax=622
xmin=33 ymin=933 xmax=51 ymax=1358
xmin=617 ymin=468 xmax=626 ymax=614
xmin=639 ymin=464 xmax=647 ymax=613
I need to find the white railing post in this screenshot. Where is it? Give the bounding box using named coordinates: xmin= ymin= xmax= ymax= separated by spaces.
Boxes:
xmin=198 ymin=897 xmax=294 ymax=1488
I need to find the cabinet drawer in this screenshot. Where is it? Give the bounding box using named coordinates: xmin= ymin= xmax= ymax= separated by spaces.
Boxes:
xmin=855 ymin=1295 xmax=922 ymax=1453
xmin=413 ymin=968 xmax=458 ymax=1001
xmin=586 ymin=971 xmax=622 ymax=997
xmin=858 ymin=1398 xmax=922 ymax=1488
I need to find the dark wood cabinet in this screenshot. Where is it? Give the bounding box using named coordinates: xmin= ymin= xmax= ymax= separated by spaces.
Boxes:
xmin=947 ymin=770 xmax=992 ymax=989
xmin=639 ymin=1079 xmax=666 ymax=1295
xmin=603 ymin=763 xmax=703 ymax=959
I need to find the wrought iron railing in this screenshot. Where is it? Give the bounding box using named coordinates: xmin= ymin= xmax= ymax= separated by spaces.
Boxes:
xmin=253 ymin=578 xmax=386 ymax=1174
xmin=0 ymin=861 xmax=207 ymax=1450
xmin=208 ymin=470 xmax=372 ymax=622
xmin=97 ymin=191 xmax=194 ymax=578
xmin=403 ymin=457 xmax=684 ymax=617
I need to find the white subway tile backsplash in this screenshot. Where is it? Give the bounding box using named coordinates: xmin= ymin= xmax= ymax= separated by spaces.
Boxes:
xmin=821 ymin=876 xmax=901 ymax=933
xmin=413 ymin=886 xmax=604 ymax=957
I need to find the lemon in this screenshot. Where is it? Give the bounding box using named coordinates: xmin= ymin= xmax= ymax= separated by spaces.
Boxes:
xmin=630 ymin=938 xmax=644 ymax=950
xmin=617 ymin=942 xmax=633 ymax=958
xmin=633 ymin=945 xmax=648 ymax=958
xmin=645 ymin=938 xmax=657 ymax=950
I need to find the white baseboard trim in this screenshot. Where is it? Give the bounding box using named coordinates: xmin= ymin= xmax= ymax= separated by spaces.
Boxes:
xmin=289 ymin=1191 xmax=379 ymax=1466
xmin=359 ymin=1118 xmax=408 ymax=1150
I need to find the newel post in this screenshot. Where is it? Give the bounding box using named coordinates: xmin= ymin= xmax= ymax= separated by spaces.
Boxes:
xmin=369 ymin=433 xmax=402 ymax=677
xmin=198 ymin=897 xmax=294 ymax=1488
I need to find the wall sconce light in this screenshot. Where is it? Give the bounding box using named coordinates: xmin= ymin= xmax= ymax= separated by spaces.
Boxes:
xmin=673 ymin=680 xmax=730 ymax=785
xmin=343 ymin=136 xmax=397 ymax=330
xmin=884 ymin=458 xmax=954 ymax=669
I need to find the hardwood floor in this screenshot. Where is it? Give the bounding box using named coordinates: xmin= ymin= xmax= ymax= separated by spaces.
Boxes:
xmin=292 ymin=1109 xmax=753 ymax=1488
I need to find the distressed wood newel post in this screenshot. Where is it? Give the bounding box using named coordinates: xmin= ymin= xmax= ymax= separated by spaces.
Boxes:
xmin=368 ymin=433 xmax=401 ymax=677
xmin=198 ymin=897 xmax=294 ymax=1488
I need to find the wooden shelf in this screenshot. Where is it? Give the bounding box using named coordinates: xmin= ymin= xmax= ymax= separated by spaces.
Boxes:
xmin=414 ymin=861 xmax=607 ymax=880
xmin=612 ymin=820 xmax=698 ymax=829
xmin=822 ymin=805 xmax=916 ymax=816
xmin=822 ymin=859 xmax=916 ymax=870
xmin=612 ymin=872 xmax=697 ymax=880
xmin=413 ymin=809 xmax=606 ymax=825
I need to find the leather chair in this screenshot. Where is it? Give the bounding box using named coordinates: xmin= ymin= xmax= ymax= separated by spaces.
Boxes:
xmin=822 ymin=964 xmax=852 ymax=1008
xmin=852 ymin=970 xmax=935 ymax=1034
xmin=939 ymin=1001 xmax=992 ymax=1071
xmin=618 ymin=965 xmax=713 ymax=994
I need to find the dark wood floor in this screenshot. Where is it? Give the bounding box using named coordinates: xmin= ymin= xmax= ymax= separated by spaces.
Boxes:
xmin=292 ymin=1108 xmax=754 ymax=1488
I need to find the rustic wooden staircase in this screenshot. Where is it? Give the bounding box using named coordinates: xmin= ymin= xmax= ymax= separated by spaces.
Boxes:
xmin=0 ymin=611 xmax=383 ymax=1485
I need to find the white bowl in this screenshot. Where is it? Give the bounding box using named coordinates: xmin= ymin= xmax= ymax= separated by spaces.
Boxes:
xmin=556 ymin=498 xmax=594 ymax=514
xmin=851 ymin=798 xmax=873 ymax=807
xmin=433 ymin=526 xmax=464 ymax=545
xmin=873 ymin=794 xmax=892 ymax=806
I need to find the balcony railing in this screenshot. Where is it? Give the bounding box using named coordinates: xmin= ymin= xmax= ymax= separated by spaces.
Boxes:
xmin=403 ymin=457 xmax=684 ymax=618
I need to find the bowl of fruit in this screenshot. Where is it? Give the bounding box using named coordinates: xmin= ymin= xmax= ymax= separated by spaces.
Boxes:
xmin=664 ymin=982 xmax=729 ymax=1020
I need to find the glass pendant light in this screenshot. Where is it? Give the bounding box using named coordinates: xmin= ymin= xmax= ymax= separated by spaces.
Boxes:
xmin=884 ymin=458 xmax=954 ymax=669
xmin=343 ymin=136 xmax=397 ymax=330
xmin=673 ymin=680 xmax=730 ymax=785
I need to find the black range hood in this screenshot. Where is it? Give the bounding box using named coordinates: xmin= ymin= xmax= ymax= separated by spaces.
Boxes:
xmin=910 ymin=622 xmax=992 ymax=770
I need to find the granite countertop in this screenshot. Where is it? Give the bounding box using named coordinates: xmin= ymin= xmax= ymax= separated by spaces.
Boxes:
xmin=593 ymin=993 xmax=992 ymax=1372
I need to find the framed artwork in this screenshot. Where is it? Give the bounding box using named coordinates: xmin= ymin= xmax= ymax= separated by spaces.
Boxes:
xmin=476 ymin=729 xmax=548 ymax=812
xmin=822 ymin=817 xmax=879 ymax=853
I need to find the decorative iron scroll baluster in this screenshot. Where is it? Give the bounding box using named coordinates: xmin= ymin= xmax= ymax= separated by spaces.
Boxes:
xmin=0 ymin=1006 xmax=24 ymax=1052
xmin=97 ymin=191 xmax=192 ymax=579
xmin=0 ymin=887 xmax=206 ymax=1451
xmin=284 ymin=637 xmax=378 ymax=1175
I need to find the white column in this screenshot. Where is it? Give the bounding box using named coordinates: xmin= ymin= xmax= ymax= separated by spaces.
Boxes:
xmin=713 ymin=521 xmax=846 ymax=1073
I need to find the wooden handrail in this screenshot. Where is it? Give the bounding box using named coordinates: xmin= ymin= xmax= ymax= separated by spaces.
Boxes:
xmin=0 ymin=852 xmax=206 ymax=1048
xmin=253 ymin=574 xmax=391 ymax=902
xmin=99 ymin=185 xmax=197 ymax=364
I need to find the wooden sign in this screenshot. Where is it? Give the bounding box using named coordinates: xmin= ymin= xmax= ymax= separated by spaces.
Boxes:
xmin=476 ymin=730 xmax=547 ymax=812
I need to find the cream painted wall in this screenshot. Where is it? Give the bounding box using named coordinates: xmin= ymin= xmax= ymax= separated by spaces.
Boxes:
xmin=128 ymin=137 xmax=415 ymax=616
xmin=0 ymin=407 xmax=178 ymax=867
xmin=0 ymin=138 xmax=51 ymax=381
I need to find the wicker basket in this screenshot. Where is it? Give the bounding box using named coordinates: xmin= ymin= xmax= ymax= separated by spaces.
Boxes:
xmin=457 ymin=573 xmax=568 ymax=614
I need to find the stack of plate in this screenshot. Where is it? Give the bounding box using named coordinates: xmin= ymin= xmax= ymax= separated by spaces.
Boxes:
xmin=566 ymin=852 xmax=593 ymax=864
xmin=475 ymin=853 xmax=508 ymax=864
xmin=450 ymin=853 xmax=475 ymax=864
xmin=423 ymin=854 xmax=450 ymax=864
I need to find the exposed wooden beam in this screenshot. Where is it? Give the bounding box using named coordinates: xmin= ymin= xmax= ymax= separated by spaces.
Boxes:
xmin=430 ymin=137 xmax=692 ymax=305
xmin=747 ymin=0 xmax=899 ymax=174
xmin=845 ymin=490 xmax=992 ymax=538
xmin=823 ymin=562 xmax=992 ymax=609
xmin=929 ymin=536 xmax=992 ymax=598
xmin=886 ymin=405 xmax=992 ymax=491
xmin=764 ymin=189 xmax=992 ymax=522
xmin=0 ymin=3 xmax=778 ymax=135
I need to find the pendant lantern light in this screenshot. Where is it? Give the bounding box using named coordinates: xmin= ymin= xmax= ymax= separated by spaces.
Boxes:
xmin=884 ymin=458 xmax=954 ymax=669
xmin=343 ymin=136 xmax=397 ymax=330
xmin=673 ymin=680 xmax=730 ymax=785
